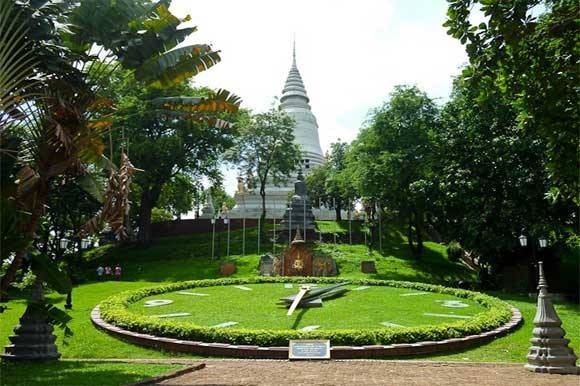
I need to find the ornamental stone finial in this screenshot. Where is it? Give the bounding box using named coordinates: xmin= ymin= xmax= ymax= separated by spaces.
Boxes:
xmin=291 ymin=226 xmax=304 ymax=244
xmin=525 ymin=261 xmax=578 ymax=374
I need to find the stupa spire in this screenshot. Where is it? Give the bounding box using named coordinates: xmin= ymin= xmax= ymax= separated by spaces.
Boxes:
xmin=292 ymin=37 xmax=296 ymax=66
xmin=281 ymin=41 xmax=310 ymax=108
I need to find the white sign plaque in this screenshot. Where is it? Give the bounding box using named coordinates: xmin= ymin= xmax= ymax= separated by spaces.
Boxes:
xmin=289 ymin=340 xmax=330 ymax=360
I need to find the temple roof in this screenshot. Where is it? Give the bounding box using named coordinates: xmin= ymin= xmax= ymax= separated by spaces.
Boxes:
xmin=280 ymin=42 xmax=310 ymax=108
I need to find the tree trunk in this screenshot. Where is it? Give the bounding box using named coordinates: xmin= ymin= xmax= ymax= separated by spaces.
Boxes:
xmin=414 ymin=212 xmax=424 ymax=259
xmin=137 ymin=188 xmax=161 ymax=245
xmin=406 ymin=210 xmax=423 ymax=260
xmin=335 ymin=200 xmax=342 ymax=221
xmin=0 ymin=179 xmax=49 ymax=301
xmin=407 ymin=217 xmax=417 ymax=257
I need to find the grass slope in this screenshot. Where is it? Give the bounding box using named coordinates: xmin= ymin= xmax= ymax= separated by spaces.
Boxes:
xmin=83 ymin=221 xmax=476 ymax=285
xmin=0 ymin=361 xmax=180 ymax=386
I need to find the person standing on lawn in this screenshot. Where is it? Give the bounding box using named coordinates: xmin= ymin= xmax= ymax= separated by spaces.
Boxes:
xmin=114 ymin=264 xmax=122 ymax=281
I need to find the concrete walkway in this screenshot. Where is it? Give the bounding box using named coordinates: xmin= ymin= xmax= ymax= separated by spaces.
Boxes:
xmin=137 ymin=359 xmax=579 ymax=386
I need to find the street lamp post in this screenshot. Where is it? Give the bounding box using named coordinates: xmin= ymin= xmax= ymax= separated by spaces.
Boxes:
xmin=348 ymin=201 xmax=352 ymax=245
xmin=363 ymin=212 xmax=368 ymax=249
xmin=518 ymin=231 xmax=548 ymax=290
xmin=242 ymin=196 xmax=246 ymax=256
xmin=210 ymin=217 xmax=216 ymax=260
xmin=63 ymin=238 xmax=90 ymax=310
xmin=287 ymin=206 xmax=293 ymax=244
xmin=224 ymin=217 xmax=230 ymax=257
xmin=257 ymin=216 xmax=261 ymax=254
xmin=377 ymin=202 xmax=383 ymax=255
xmin=59 ymin=238 xmax=73 ymax=310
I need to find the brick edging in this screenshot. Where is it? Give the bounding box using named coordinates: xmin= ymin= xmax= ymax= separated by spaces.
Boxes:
xmin=91 ymin=306 xmax=522 ymax=359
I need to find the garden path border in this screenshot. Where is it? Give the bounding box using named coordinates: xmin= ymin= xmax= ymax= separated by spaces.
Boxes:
xmin=91 ymin=305 xmax=522 ymax=359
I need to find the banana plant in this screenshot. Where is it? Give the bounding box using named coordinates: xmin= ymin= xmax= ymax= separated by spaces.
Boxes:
xmin=68 ymin=0 xmax=223 ymax=89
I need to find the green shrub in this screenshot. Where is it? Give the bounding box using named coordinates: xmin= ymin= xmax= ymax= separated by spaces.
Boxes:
xmin=151 ymin=207 xmax=173 ymax=223
xmin=447 ymin=241 xmax=464 ymax=262
xmin=98 ymin=277 xmax=513 ymax=347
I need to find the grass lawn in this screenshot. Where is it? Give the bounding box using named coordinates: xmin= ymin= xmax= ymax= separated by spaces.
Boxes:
xmin=0 ymin=361 xmax=181 ymax=386
xmin=129 ymin=283 xmax=486 ymax=330
xmin=0 ymin=221 xmax=578 ymax=386
xmin=419 ymin=292 xmax=580 ymax=363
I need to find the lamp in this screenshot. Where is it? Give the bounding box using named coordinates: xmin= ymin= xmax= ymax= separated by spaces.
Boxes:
xmin=60 ymin=238 xmax=70 ymax=250
xmin=80 ymin=239 xmax=90 ymax=249
xmin=538 ymin=236 xmax=548 ymax=249
xmin=518 ymin=234 xmax=528 ymax=247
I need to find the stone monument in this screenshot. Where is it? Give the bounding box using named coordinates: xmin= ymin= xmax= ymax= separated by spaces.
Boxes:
xmin=279 ymin=170 xmax=315 ymax=236
xmin=2 ymin=281 xmax=60 ymax=360
xmin=199 ymin=190 xmax=215 ymax=219
xmin=525 ymin=261 xmax=578 ymax=374
xmin=258 ymin=254 xmax=275 ymax=276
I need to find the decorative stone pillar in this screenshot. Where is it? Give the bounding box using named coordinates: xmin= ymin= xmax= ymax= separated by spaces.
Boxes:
xmin=1 ymin=279 xmax=60 ymax=361
xmin=525 ymin=261 xmax=578 ymax=374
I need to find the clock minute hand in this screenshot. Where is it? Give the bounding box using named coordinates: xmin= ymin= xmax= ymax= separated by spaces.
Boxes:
xmin=287 ymin=285 xmax=310 ymax=316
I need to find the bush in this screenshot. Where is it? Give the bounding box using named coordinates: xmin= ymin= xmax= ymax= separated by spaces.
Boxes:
xmin=447 ymin=241 xmax=464 ymax=262
xmin=98 ymin=277 xmax=513 ymax=347
xmin=151 ymin=207 xmax=173 ymax=223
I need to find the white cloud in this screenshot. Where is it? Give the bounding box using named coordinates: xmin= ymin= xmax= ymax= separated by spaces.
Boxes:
xmin=170 ymin=0 xmax=467 ymax=196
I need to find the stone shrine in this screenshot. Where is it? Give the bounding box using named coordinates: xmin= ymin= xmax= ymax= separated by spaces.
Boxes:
xmin=258 ymin=254 xmax=275 ymax=276
xmin=279 ymin=170 xmax=315 ymax=235
xmin=199 ymin=190 xmax=215 ymax=219
xmin=281 ymin=228 xmax=314 ymax=276
xmin=261 ymin=229 xmax=337 ymax=277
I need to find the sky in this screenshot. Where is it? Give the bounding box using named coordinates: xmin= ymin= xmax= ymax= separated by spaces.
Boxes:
xmin=169 ymin=0 xmax=469 ymax=196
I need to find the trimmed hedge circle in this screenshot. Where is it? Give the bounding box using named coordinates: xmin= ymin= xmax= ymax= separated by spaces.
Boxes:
xmin=98 ymin=277 xmax=513 ymax=347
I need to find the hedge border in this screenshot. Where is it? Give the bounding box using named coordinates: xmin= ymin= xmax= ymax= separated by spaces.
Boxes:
xmin=94 ymin=277 xmax=520 ymax=356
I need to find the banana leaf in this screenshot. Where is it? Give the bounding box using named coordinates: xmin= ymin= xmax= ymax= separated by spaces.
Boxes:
xmin=29 ymin=252 xmax=72 ymax=295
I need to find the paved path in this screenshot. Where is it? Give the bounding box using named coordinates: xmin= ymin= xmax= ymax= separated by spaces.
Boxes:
xmin=146 ymin=359 xmax=579 ymax=386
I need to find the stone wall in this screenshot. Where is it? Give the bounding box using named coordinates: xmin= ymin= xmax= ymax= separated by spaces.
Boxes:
xmin=151 ymin=219 xmax=259 ymax=238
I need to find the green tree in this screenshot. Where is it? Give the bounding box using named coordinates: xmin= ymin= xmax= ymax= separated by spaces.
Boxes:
xmin=326 ymin=141 xmax=355 ymax=220
xmin=432 ymin=78 xmax=576 ymax=288
xmin=305 ymin=163 xmax=330 ymax=209
xmin=209 ymin=184 xmax=236 ymax=214
xmin=444 ymin=0 xmax=579 ymax=204
xmin=109 ymin=72 xmax=240 ymax=243
xmin=228 ymin=109 xmax=301 ymax=233
xmin=158 ymin=174 xmax=200 ymax=218
xmin=306 ymin=141 xmax=355 ymax=220
xmin=346 ymin=86 xmax=438 ymax=258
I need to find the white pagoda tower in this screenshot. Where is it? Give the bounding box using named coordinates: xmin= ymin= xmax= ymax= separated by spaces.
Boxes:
xmin=226 ymin=44 xmax=325 ymax=219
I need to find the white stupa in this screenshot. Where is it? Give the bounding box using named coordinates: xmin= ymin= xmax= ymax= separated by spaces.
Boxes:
xmin=225 ymin=43 xmax=325 ymax=219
